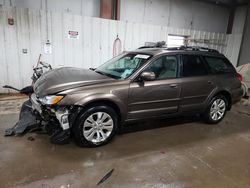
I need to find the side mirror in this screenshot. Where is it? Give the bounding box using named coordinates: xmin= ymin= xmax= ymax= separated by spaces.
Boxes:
xmin=140 ymin=71 xmax=156 ymax=81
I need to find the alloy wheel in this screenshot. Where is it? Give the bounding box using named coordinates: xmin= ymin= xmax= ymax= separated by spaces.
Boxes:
xmin=83 ymin=112 xmax=114 ymax=144
xmin=210 ymin=99 xmax=226 ymax=121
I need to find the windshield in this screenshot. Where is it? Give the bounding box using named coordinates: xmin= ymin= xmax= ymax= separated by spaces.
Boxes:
xmin=95 ymin=53 xmax=152 ymax=80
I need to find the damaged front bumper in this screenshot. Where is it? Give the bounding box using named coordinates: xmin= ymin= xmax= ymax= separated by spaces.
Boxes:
xmin=5 ymin=93 xmax=72 ymax=144
xmin=4 ymin=100 xmax=40 ymax=136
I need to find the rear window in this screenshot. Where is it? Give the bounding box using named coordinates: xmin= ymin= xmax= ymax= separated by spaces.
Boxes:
xmin=204 ymin=57 xmax=235 ymax=74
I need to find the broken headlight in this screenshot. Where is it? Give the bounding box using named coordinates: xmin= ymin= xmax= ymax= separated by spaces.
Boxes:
xmin=39 ymin=95 xmax=64 ymax=105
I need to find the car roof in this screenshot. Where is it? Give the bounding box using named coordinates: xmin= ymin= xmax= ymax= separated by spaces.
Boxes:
xmin=129 ymin=47 xmax=225 ymax=58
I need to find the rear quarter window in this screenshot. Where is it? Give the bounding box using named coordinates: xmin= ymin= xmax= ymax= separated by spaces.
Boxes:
xmin=204 ymin=57 xmax=236 ymax=74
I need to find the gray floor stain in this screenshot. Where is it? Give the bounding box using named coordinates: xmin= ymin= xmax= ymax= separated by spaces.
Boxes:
xmin=0 ymin=95 xmax=250 ymax=188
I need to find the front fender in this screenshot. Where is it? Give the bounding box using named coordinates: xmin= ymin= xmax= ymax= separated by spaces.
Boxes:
xmin=63 ymin=93 xmax=127 ymax=121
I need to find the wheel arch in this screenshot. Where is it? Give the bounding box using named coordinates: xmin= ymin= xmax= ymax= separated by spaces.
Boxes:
xmin=216 ymin=91 xmax=232 ymax=110
xmin=209 ymin=90 xmax=232 ymax=110
xmin=71 ymin=98 xmax=122 ymax=147
xmin=74 ymin=94 xmax=126 ymax=123
xmin=81 ymin=99 xmax=122 ymax=119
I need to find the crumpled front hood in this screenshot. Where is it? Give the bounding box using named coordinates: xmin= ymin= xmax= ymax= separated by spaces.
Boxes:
xmin=34 ymin=67 xmax=114 ymax=97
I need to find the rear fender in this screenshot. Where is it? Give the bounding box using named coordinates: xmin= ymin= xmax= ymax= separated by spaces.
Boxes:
xmin=204 ymin=88 xmax=232 ymax=112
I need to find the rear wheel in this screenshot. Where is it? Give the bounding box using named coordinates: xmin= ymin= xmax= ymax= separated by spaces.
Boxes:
xmin=73 ymin=105 xmax=118 ymax=147
xmin=204 ymin=95 xmax=228 ymax=124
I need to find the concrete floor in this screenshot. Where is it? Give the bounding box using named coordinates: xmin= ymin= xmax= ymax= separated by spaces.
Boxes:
xmin=1 ymin=97 xmax=250 ymax=188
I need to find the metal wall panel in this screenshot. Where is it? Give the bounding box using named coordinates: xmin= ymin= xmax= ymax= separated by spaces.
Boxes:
xmin=225 ymin=34 xmax=244 ymax=67
xmin=238 ymin=5 xmax=250 ymax=66
xmin=120 ymin=0 xmax=230 ymax=33
xmin=0 ymin=6 xmax=231 ymax=93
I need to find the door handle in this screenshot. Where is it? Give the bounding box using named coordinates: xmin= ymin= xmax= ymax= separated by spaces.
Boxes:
xmin=170 ymin=84 xmax=179 ymax=89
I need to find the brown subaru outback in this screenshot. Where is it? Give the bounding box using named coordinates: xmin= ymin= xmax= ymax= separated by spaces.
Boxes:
xmin=7 ymin=46 xmax=243 ymax=147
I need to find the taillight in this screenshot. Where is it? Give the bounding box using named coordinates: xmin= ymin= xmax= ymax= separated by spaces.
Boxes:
xmin=236 ymin=73 xmax=243 ymax=82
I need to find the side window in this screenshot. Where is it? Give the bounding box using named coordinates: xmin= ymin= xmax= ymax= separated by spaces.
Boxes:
xmin=182 ymin=55 xmax=208 ymax=77
xmin=145 ymin=55 xmax=178 ymax=80
xmin=204 ymin=57 xmax=235 ymax=74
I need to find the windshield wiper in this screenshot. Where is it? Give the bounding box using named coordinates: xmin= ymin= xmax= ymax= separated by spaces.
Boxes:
xmin=95 ymin=70 xmax=120 ymax=79
xmin=95 ymin=70 xmax=105 ymax=75
xmin=89 ymin=68 xmax=96 ymax=71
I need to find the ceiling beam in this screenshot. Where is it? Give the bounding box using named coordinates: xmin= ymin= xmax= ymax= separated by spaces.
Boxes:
xmin=194 ymin=0 xmax=249 ymax=7
xmin=193 ymin=0 xmax=231 ymax=7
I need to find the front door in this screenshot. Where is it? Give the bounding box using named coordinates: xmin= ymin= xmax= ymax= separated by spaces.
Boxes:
xmin=127 ymin=55 xmax=181 ymax=120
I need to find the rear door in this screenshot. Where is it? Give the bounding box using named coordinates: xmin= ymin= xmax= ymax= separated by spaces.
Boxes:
xmin=180 ymin=54 xmax=216 ymax=113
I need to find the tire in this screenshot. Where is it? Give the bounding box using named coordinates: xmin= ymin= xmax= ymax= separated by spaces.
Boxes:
xmin=204 ymin=95 xmax=228 ymax=124
xmin=73 ymin=105 xmax=118 ymax=147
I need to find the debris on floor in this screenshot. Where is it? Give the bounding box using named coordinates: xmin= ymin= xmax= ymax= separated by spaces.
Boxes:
xmin=160 ymin=150 xmax=166 ymax=154
xmin=60 ymin=184 xmax=70 ymax=188
xmin=27 ymin=136 xmax=35 ymax=141
xmin=97 ymin=169 xmax=114 ymax=186
xmin=82 ymin=160 xmax=94 ymax=168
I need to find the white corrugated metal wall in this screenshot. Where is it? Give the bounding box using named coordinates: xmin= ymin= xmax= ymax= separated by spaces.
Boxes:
xmin=225 ymin=6 xmax=248 ymax=68
xmin=0 ymin=6 xmax=240 ymax=93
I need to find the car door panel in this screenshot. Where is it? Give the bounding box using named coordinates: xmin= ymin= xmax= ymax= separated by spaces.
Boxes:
xmin=128 ymin=79 xmax=181 ymax=119
xmin=127 ymin=55 xmax=181 ymax=120
xmin=180 ymin=76 xmax=216 ymax=111
xmin=179 ymin=55 xmax=216 ymax=113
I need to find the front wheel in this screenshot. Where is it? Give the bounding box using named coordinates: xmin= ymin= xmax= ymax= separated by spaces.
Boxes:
xmin=204 ymin=95 xmax=228 ymax=124
xmin=73 ymin=105 xmax=118 ymax=147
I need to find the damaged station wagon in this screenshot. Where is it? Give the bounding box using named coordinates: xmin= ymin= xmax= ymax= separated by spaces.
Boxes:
xmin=5 ymin=45 xmax=243 ymax=147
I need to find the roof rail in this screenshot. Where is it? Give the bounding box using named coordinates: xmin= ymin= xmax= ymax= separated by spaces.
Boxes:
xmin=167 ymin=46 xmax=220 ymax=53
xmin=138 ymin=41 xmax=167 ymax=49
xmin=138 ymin=43 xmax=219 ymax=53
